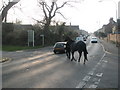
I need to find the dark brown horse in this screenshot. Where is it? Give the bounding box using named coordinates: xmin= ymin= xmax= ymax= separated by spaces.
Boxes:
xmin=65 ymin=38 xmax=88 ymax=64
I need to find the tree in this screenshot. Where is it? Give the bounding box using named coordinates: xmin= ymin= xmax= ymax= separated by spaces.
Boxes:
xmin=58 ymin=22 xmax=65 ymax=41
xmin=1 ymin=0 xmax=20 ymax=22
xmin=36 ymin=0 xmax=78 ymax=34
xmin=99 ymin=32 xmax=107 ymax=37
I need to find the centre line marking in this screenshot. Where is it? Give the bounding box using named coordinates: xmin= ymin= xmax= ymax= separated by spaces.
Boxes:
xmin=75 ymin=50 xmax=106 ymax=88
xmin=88 ymin=84 xmax=97 ymax=88
xmin=76 ymin=82 xmax=86 ymax=88
xmin=88 ymin=71 xmax=94 ymax=76
xmin=96 ymin=73 xmax=103 ymax=77
xmin=83 ymin=76 xmax=91 ymax=81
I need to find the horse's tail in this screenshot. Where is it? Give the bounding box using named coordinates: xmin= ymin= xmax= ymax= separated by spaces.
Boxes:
xmin=83 ymin=46 xmax=88 ymax=60
xmin=84 ymin=48 xmax=88 ymax=54
xmin=83 ymin=43 xmax=88 ymax=54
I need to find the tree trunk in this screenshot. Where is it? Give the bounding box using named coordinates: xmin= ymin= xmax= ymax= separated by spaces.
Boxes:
xmin=43 ymin=19 xmax=51 ymax=34
xmin=1 ymin=2 xmax=19 ymax=22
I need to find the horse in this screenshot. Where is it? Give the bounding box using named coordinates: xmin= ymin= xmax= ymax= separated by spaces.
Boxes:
xmin=65 ymin=38 xmax=88 ymax=64
xmin=65 ymin=39 xmax=74 ymax=59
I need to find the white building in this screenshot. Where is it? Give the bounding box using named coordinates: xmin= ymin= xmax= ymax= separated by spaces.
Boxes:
xmin=118 ymin=1 xmax=120 ymax=19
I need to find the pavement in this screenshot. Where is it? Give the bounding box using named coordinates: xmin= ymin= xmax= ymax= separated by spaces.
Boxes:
xmin=98 ymin=39 xmax=119 ymax=88
xmin=99 ymin=39 xmax=118 ymax=56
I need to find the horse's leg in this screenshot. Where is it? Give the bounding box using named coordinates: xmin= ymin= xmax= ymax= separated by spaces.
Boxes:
xmin=67 ymin=51 xmax=70 ymax=59
xmin=83 ymin=46 xmax=88 ymax=61
xmin=66 ymin=49 xmax=70 ymax=59
xmin=71 ymin=51 xmax=74 ymax=61
xmin=66 ymin=51 xmax=69 ymax=58
xmin=84 ymin=51 xmax=88 ymax=60
xmin=83 ymin=52 xmax=88 ymax=64
xmin=78 ymin=51 xmax=82 ymax=62
xmin=84 ymin=46 xmax=88 ymax=55
xmin=71 ymin=51 xmax=76 ymax=61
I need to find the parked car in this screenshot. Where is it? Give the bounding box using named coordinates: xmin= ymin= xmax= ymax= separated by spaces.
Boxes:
xmin=91 ymin=37 xmax=98 ymax=43
xmin=83 ymin=36 xmax=87 ymax=41
xmin=75 ymin=36 xmax=83 ymax=42
xmin=53 ymin=42 xmax=67 ymax=54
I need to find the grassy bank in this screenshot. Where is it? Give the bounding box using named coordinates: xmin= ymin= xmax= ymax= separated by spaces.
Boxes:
xmin=2 ymin=45 xmax=44 ymax=51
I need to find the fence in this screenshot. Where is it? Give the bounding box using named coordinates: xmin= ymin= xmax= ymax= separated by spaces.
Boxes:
xmin=107 ymin=34 xmax=120 ymax=45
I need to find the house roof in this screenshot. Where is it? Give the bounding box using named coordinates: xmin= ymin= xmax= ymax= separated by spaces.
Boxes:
xmin=65 ymin=25 xmax=79 ymax=30
xmin=14 ymin=24 xmax=33 ymax=30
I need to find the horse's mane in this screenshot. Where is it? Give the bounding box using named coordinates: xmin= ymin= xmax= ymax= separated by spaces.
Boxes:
xmin=69 ymin=39 xmax=75 ymax=43
xmin=64 ymin=36 xmax=75 ymax=46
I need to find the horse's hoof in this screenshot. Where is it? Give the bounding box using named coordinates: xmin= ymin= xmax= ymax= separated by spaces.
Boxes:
xmin=68 ymin=57 xmax=70 ymax=59
xmin=74 ymin=59 xmax=76 ymax=61
xmin=85 ymin=59 xmax=88 ymax=61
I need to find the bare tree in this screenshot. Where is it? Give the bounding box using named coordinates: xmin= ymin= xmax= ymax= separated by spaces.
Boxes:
xmin=1 ymin=0 xmax=20 ymax=22
xmin=37 ymin=0 xmax=78 ymax=34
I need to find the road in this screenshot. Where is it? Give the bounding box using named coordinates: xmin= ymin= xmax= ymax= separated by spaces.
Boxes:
xmin=2 ymin=37 xmax=118 ymax=88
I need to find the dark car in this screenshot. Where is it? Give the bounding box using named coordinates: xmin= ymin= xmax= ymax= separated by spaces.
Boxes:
xmin=83 ymin=37 xmax=87 ymax=41
xmin=53 ymin=42 xmax=67 ymax=54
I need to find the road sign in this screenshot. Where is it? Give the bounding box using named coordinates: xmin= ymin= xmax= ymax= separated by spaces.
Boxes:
xmin=28 ymin=30 xmax=34 ymax=47
xmin=40 ymin=34 xmax=44 ymax=46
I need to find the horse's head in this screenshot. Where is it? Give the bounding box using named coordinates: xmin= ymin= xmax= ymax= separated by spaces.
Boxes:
xmin=64 ymin=36 xmax=72 ymax=42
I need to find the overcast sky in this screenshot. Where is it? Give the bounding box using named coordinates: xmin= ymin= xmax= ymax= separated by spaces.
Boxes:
xmin=5 ymin=0 xmax=120 ymax=33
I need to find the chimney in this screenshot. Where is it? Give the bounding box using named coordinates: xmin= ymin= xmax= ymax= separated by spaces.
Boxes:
xmin=70 ymin=22 xmax=71 ymax=26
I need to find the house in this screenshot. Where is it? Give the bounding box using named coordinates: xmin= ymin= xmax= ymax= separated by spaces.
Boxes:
xmin=50 ymin=25 xmax=81 ymax=35
xmin=65 ymin=25 xmax=81 ymax=34
xmin=14 ymin=24 xmax=33 ymax=31
xmin=99 ymin=18 xmax=117 ymax=34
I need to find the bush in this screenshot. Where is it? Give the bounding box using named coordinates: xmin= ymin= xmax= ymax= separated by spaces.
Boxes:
xmin=2 ymin=23 xmax=79 ymax=46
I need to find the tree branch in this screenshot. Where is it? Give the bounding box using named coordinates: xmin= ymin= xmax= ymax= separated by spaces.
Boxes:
xmin=32 ymin=17 xmax=46 ymax=24
xmin=51 ymin=1 xmax=67 ymax=19
xmin=56 ymin=12 xmax=67 ymax=20
xmin=40 ymin=2 xmax=48 ymax=20
xmin=44 ymin=3 xmax=50 ymax=12
xmin=50 ymin=2 xmax=55 ymax=13
xmin=1 ymin=1 xmax=19 ymax=21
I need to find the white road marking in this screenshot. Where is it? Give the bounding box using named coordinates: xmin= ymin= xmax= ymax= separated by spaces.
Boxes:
xmin=93 ymin=78 xmax=101 ymax=82
xmin=96 ymin=73 xmax=103 ymax=77
xmin=76 ymin=82 xmax=86 ymax=88
xmin=97 ymin=62 xmax=101 ymax=65
xmin=76 ymin=48 xmax=106 ymax=88
xmin=94 ymin=81 xmax=99 ymax=85
xmin=94 ymin=79 xmax=101 ymax=85
xmin=100 ymin=53 xmax=106 ymax=61
xmin=103 ymin=60 xmax=108 ymax=63
xmin=88 ymin=84 xmax=97 ymax=88
xmin=83 ymin=76 xmax=91 ymax=81
xmin=100 ymin=43 xmax=112 ymax=54
xmin=88 ymin=71 xmax=94 ymax=76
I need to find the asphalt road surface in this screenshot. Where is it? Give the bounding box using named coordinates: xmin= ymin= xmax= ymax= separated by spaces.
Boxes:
xmin=2 ymin=37 xmax=118 ymax=88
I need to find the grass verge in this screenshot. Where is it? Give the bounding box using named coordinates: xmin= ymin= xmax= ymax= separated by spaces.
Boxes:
xmin=2 ymin=45 xmax=44 ymax=51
